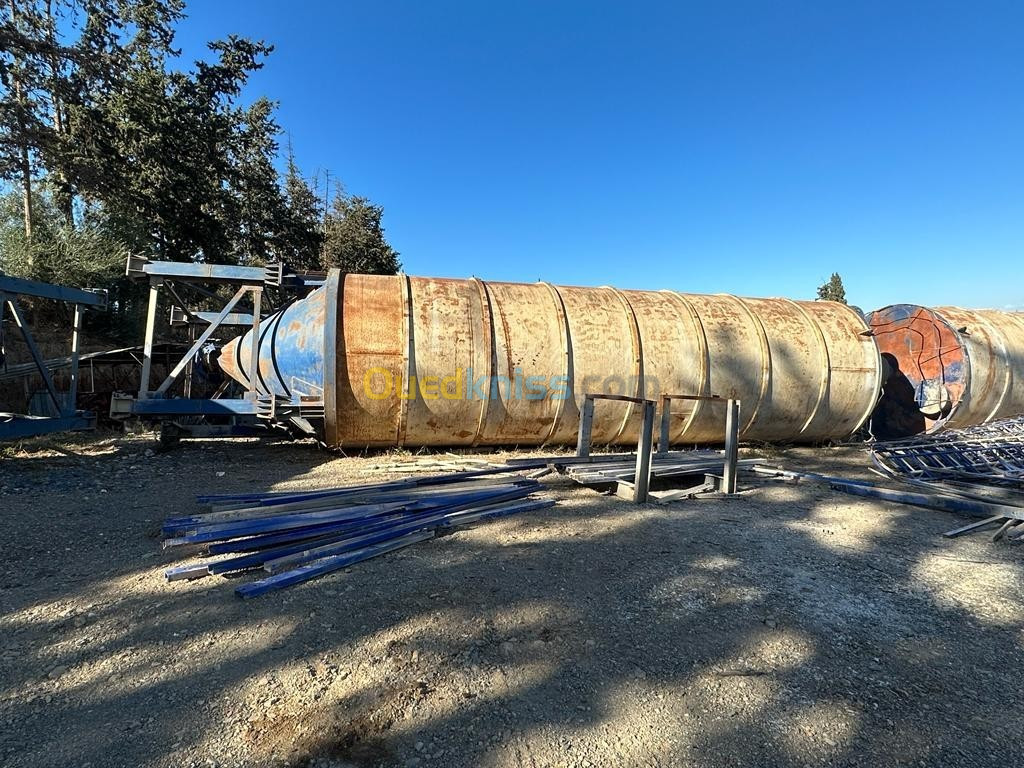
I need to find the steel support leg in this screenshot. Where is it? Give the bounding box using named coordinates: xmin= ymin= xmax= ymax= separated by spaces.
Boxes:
xmin=139 ymin=277 xmax=162 ymax=398
xmin=0 ymin=292 xmax=6 ymax=365
xmin=576 ymin=396 xmax=595 ymax=458
xmin=658 ymin=395 xmax=671 ymax=455
xmin=68 ymin=303 xmax=83 ymax=413
xmin=723 ymin=398 xmax=740 ymax=494
xmin=633 ymin=400 xmax=656 ymax=503
xmin=7 ymin=296 xmax=62 ymax=413
xmin=155 ymin=286 xmax=249 ymax=397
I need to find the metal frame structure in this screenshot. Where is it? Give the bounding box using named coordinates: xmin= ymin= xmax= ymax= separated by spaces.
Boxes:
xmin=871 ymin=415 xmax=1024 ymax=491
xmin=576 ymin=393 xmax=657 ymax=503
xmin=659 ymin=394 xmax=741 ymax=494
xmin=111 ymin=255 xmax=324 ymax=442
xmin=0 ymin=274 xmax=107 ymax=440
xmin=574 ymin=392 xmax=743 ymax=503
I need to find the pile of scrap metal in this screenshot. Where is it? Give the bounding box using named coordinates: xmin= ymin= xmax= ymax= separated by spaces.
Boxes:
xmin=860 ymin=416 xmax=1024 ymax=541
xmin=162 ymin=468 xmax=555 ymax=598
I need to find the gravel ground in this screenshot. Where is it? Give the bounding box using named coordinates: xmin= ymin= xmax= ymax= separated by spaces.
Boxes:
xmin=1 ymin=434 xmax=1023 ymax=768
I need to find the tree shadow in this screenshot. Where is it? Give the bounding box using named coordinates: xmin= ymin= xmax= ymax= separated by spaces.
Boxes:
xmin=2 ymin=440 xmax=1023 ymax=768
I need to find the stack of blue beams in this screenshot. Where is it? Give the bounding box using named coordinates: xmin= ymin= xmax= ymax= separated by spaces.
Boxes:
xmin=162 ymin=476 xmax=554 ymax=598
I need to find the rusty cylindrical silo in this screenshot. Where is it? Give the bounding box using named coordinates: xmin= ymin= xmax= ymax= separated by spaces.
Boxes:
xmin=866 ymin=304 xmax=1024 ymax=438
xmin=218 ymin=272 xmax=882 ymax=448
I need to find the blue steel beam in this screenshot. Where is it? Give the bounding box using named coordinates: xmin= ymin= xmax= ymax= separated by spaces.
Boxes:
xmin=234 ymin=497 xmax=553 ymax=598
xmin=263 ymin=496 xmax=554 ymax=573
xmin=166 ymin=484 xmax=534 ymax=544
xmin=829 ymin=481 xmax=1024 ymax=521
xmin=0 ymin=414 xmax=95 ymax=441
xmin=0 ymin=274 xmax=107 ymax=308
xmin=235 ymin=532 xmax=433 ymax=599
xmin=129 ymin=398 xmax=259 ymax=416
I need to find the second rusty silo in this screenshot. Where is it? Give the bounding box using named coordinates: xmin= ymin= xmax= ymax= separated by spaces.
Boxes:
xmin=219 ymin=272 xmax=882 ymax=448
xmin=867 ymin=304 xmax=1024 ymax=437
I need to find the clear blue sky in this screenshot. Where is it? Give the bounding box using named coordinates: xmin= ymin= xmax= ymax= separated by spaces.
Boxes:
xmin=174 ymin=1 xmax=1023 ymax=311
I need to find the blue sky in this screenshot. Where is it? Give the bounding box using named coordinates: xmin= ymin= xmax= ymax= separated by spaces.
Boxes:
xmin=174 ymin=1 xmax=1023 ymax=310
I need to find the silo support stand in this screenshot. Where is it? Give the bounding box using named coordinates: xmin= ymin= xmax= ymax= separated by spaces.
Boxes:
xmin=0 ymin=274 xmax=106 ymax=441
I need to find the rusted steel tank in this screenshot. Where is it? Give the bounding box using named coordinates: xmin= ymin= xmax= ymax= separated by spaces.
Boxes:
xmin=219 ymin=272 xmax=882 ymax=448
xmin=866 ymin=304 xmax=1024 ymax=438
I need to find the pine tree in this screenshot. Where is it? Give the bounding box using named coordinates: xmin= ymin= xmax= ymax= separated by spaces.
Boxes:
xmin=322 ymin=188 xmax=400 ymax=274
xmin=227 ymin=97 xmax=290 ymax=265
xmin=816 ymin=273 xmax=847 ymax=304
xmin=0 ymin=0 xmax=48 ymax=241
xmin=0 ymin=0 xmax=186 ymax=239
xmin=0 ymin=0 xmax=388 ymax=298
xmin=278 ymin=141 xmax=323 ymax=270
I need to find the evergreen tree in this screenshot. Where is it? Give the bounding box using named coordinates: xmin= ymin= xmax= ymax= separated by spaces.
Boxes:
xmin=322 ymin=188 xmax=401 ymax=274
xmin=279 ymin=140 xmax=323 ymax=270
xmin=226 ymin=97 xmax=290 ymax=265
xmin=0 ymin=0 xmax=51 ymax=241
xmin=816 ymin=272 xmax=847 ymax=304
xmin=0 ymin=0 xmax=392 ymax=324
xmin=0 ymin=0 xmax=186 ymax=237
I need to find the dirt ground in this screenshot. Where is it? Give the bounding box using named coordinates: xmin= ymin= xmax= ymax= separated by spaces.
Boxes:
xmin=1 ymin=433 xmax=1022 ymax=768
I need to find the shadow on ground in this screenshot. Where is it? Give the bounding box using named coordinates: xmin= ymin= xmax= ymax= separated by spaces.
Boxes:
xmin=1 ymin=438 xmax=1022 ymax=768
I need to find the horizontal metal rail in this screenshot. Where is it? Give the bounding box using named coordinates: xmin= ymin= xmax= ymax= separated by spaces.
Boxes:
xmin=0 ymin=273 xmax=106 ymax=308
xmin=126 ymin=255 xmax=324 ymax=287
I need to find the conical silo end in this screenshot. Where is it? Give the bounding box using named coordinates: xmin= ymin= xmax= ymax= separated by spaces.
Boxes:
xmin=213 ymin=285 xmax=329 ymax=402
xmin=217 ymin=334 xmax=245 ymax=386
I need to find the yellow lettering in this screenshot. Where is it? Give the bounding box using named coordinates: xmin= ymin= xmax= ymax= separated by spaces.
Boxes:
xmin=420 ymin=375 xmax=439 ymax=400
xmin=363 ymin=367 xmax=393 ymax=400
xmin=398 ymin=374 xmax=418 ymax=400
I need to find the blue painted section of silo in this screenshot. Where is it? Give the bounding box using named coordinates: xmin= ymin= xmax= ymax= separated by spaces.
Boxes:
xmin=225 ymin=284 xmax=327 ymax=399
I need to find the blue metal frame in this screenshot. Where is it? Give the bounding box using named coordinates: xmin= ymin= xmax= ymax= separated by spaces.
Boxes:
xmin=117 ymin=255 xmax=322 ymax=436
xmin=0 ymin=274 xmax=103 ymax=441
xmin=0 ymin=274 xmax=107 ymax=308
xmin=0 ymin=414 xmax=95 ymax=440
xmin=129 ymin=398 xmax=259 ymax=416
